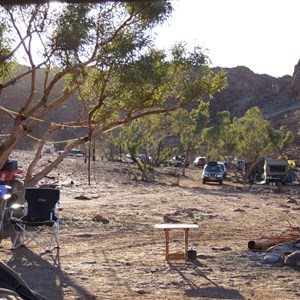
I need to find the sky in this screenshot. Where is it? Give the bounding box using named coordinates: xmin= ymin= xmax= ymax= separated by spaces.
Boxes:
xmin=154 ymin=0 xmax=300 ymax=77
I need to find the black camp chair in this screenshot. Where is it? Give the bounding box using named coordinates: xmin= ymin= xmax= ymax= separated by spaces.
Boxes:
xmin=10 ymin=188 xmax=61 ymax=253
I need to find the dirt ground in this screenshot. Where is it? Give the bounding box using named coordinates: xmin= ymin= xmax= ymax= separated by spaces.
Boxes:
xmin=0 ymin=151 xmax=300 ymax=300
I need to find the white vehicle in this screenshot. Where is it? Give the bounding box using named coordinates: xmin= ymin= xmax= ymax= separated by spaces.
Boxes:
xmin=58 ymin=149 xmax=84 ymax=157
xmin=68 ymin=149 xmax=85 ymax=157
xmin=193 ymin=156 xmax=206 ymax=167
xmin=217 ymin=161 xmax=227 ymax=178
xmin=262 ymin=158 xmax=288 ymax=184
xmin=169 ymin=155 xmax=189 ymax=167
xmin=117 ymin=156 xmax=134 ymax=164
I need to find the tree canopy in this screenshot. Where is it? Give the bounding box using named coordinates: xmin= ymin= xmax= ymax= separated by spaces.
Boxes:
xmin=0 ymin=2 xmax=227 ymax=187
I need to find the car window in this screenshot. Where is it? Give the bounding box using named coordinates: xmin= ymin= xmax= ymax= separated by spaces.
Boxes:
xmin=218 ymin=164 xmax=225 ymax=171
xmin=206 ymin=165 xmax=221 ymax=172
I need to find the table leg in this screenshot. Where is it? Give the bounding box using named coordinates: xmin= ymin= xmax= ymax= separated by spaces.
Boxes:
xmin=184 ymin=228 xmax=189 ymax=258
xmin=164 ymin=229 xmax=170 ymax=259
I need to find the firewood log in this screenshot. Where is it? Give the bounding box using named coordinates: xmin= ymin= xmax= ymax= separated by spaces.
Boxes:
xmin=248 ymin=226 xmax=300 ymax=251
xmin=248 ymin=235 xmax=300 ymax=250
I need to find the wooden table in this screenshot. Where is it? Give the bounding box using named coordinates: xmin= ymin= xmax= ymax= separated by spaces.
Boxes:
xmin=154 ymin=223 xmax=199 ymax=260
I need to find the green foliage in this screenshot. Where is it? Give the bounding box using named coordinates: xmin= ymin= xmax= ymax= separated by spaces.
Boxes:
xmin=202 ymin=106 xmax=293 ymax=165
xmin=169 ymin=101 xmax=210 ymax=175
xmin=77 ymin=44 xmax=225 ymax=129
xmin=126 ymin=1 xmax=173 ymax=27
xmin=267 ymin=125 xmax=294 ymax=156
xmin=231 ymin=107 xmax=273 ymax=160
xmin=0 ymin=23 xmax=12 ymax=63
xmin=51 ymin=4 xmax=95 ymax=66
xmin=191 ymin=101 xmax=210 ymax=133
xmin=0 ymin=19 xmax=17 ymax=82
xmin=202 ymin=110 xmax=233 ymax=160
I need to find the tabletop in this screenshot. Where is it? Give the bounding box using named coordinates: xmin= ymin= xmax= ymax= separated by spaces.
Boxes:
xmin=154 ymin=223 xmax=199 ymax=229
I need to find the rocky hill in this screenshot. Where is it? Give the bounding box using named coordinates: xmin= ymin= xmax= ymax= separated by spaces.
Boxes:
xmin=210 ymin=61 xmax=300 ymax=144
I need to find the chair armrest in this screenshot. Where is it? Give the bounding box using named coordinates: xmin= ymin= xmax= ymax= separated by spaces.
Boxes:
xmin=10 ymin=204 xmax=25 ymax=218
xmin=50 ymin=203 xmax=62 ymax=220
xmin=10 ymin=204 xmax=24 ymax=210
xmin=53 ymin=203 xmax=63 ymax=211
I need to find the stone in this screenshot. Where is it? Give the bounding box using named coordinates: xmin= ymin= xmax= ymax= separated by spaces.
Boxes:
xmin=284 ymin=251 xmax=300 ymax=267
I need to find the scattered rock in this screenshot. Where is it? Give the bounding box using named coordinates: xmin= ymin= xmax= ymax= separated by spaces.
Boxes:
xmin=263 ymin=253 xmax=282 ymax=263
xmin=294 ymin=238 xmax=300 ymax=248
xmin=233 ymin=208 xmax=245 ymax=213
xmin=61 ymin=180 xmax=76 ymax=187
xmin=74 ymin=195 xmax=92 ymax=200
xmin=92 ymin=214 xmax=109 ymax=224
xmin=211 ymin=246 xmax=232 ymax=251
xmin=284 ymin=251 xmax=300 ymax=267
xmin=287 ymin=198 xmax=298 ymax=204
xmin=163 ymin=214 xmax=181 ymax=223
xmin=39 ymin=184 xmax=59 ymax=189
xmin=77 ymin=233 xmax=93 ymax=238
xmin=274 ymin=182 xmax=284 ymax=193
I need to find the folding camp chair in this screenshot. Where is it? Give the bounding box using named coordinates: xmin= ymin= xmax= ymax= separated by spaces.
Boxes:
xmin=10 ymin=188 xmax=61 ymax=253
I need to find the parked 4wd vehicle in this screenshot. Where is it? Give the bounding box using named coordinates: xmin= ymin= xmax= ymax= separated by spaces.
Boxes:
xmin=116 ymin=154 xmax=144 ymax=164
xmin=202 ymin=161 xmax=223 ymax=184
xmin=168 ymin=155 xmax=189 ymax=167
xmin=116 ymin=155 xmax=134 ymax=164
xmin=57 ymin=149 xmax=85 ymax=157
xmin=69 ymin=149 xmax=85 ymax=157
xmin=193 ymin=156 xmax=206 ymax=168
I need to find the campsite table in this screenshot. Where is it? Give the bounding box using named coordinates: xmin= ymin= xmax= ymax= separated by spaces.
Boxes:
xmin=154 ymin=223 xmax=199 ymax=260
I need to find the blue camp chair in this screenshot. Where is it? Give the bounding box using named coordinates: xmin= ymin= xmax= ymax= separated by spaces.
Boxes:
xmin=0 ymin=185 xmax=11 ymax=240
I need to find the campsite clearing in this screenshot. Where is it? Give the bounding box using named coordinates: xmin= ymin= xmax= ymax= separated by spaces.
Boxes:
xmin=0 ymin=151 xmax=300 ymax=300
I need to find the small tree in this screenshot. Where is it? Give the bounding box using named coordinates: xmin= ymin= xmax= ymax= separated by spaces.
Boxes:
xmin=171 ymin=100 xmax=210 ymax=176
xmin=202 ymin=110 xmax=233 ymax=161
xmin=229 ymin=107 xmax=271 ymax=181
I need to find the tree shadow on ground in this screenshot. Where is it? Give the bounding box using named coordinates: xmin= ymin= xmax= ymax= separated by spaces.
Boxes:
xmin=168 ymin=259 xmax=245 ymax=300
xmin=185 ymin=287 xmax=244 ymax=299
xmin=5 ymin=245 xmax=96 ymax=300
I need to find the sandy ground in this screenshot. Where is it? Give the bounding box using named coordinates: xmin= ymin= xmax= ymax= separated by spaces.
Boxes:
xmin=0 ymin=151 xmax=300 ymax=300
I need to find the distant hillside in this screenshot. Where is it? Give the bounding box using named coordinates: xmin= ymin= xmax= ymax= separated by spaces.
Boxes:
xmin=0 ymin=66 xmax=86 ymax=150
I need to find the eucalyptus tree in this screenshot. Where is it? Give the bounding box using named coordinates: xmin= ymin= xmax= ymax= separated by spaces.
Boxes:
xmin=267 ymin=125 xmax=294 ymax=157
xmin=126 ymin=114 xmax=174 ymax=168
xmin=171 ymin=100 xmax=210 ymax=175
xmin=0 ymin=2 xmax=226 ymax=187
xmin=229 ymin=107 xmax=285 ymax=181
xmin=202 ymin=110 xmax=233 ymax=161
xmin=267 ymin=125 xmax=296 ymax=181
xmin=105 ymin=113 xmax=175 ymax=180
xmin=232 ymin=107 xmax=273 ymax=162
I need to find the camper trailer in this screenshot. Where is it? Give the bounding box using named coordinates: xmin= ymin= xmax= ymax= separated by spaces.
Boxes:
xmin=262 ymin=158 xmax=288 ymax=184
